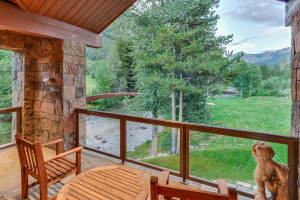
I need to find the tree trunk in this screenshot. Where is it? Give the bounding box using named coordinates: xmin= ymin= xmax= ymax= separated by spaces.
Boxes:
xmin=176 ymin=88 xmax=183 ymax=154
xmin=171 ymin=82 xmax=177 ymax=154
xmin=150 ymin=112 xmax=158 ymax=156
xmin=171 ymin=46 xmax=177 ymax=155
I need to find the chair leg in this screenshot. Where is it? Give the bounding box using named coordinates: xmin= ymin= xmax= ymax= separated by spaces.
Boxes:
xmin=39 ymin=179 xmax=48 ymax=200
xmin=76 ymin=151 xmax=81 ymax=175
xmin=21 ymin=168 xmax=28 ymax=199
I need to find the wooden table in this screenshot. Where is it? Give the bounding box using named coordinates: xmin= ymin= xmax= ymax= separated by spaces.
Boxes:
xmin=57 ymin=166 xmax=148 ymax=200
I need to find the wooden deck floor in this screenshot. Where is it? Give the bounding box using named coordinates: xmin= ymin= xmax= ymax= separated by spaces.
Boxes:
xmin=0 ymin=147 xmax=211 ymax=200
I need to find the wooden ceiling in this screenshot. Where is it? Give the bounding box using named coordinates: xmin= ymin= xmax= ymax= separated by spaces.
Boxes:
xmin=6 ymin=0 xmax=136 ymax=34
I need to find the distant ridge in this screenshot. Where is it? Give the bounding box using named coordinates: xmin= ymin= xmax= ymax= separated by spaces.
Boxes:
xmin=231 ymin=47 xmax=291 ymax=66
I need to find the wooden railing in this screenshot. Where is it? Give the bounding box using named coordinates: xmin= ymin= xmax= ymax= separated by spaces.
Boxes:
xmin=86 ymin=92 xmax=140 ymax=102
xmin=75 ymin=108 xmax=299 ymax=199
xmin=0 ymin=107 xmax=22 ymax=150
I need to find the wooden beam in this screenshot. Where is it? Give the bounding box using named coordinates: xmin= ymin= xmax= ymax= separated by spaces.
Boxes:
xmin=86 ymin=93 xmax=140 ymax=102
xmin=286 ymin=0 xmax=300 ymax=26
xmin=0 ymin=2 xmax=102 ymax=48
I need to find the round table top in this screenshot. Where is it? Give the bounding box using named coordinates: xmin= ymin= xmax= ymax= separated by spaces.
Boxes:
xmin=57 ymin=165 xmax=149 ymax=200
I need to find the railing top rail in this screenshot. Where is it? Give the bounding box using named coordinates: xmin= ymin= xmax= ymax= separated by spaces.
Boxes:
xmin=76 ymin=108 xmax=298 ymax=145
xmin=0 ymin=107 xmax=22 ymax=114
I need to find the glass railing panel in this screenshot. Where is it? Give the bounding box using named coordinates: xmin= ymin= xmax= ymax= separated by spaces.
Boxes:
xmin=0 ymin=113 xmax=12 ymax=145
xmin=126 ymin=121 xmax=180 ymax=172
xmin=188 ymin=130 xmax=287 ymax=193
xmin=85 ymin=114 xmax=120 ymax=156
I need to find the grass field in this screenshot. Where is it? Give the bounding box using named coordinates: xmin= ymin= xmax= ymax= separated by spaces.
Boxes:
xmin=127 ymin=96 xmax=291 ymax=185
xmin=86 ymin=75 xmax=97 ymax=95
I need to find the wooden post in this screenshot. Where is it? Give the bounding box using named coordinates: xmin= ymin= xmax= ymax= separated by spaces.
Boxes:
xmin=76 ymin=110 xmax=79 ymax=147
xmin=120 ymin=117 xmax=126 ymax=163
xmin=56 ymin=142 xmax=61 ymax=155
xmin=288 ymin=141 xmax=299 ymax=199
xmin=76 ymin=151 xmax=81 ymax=175
xmin=180 ymin=126 xmax=188 ymax=183
xmin=150 ymin=176 xmax=159 ymax=200
xmin=17 ymin=108 xmax=22 ymax=134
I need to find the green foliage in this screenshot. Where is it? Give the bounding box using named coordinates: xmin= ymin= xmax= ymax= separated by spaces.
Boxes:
xmin=115 ymin=38 xmax=135 ymax=90
xmin=183 ymin=92 xmax=211 ymax=124
xmin=86 ymin=28 xmax=115 ymax=61
xmin=0 ymin=50 xmax=12 ymax=109
xmin=87 ymin=97 xmax=124 ymax=111
xmin=0 ymin=50 xmax=12 ymax=145
xmin=114 ymin=0 xmax=239 ymax=123
xmin=233 ymin=63 xmax=261 ymax=98
xmin=260 ymin=64 xmax=270 ymax=80
xmin=0 ymin=120 xmax=12 ymax=145
xmin=129 ymin=97 xmax=290 ymax=184
xmin=256 ymin=77 xmax=291 ymax=96
xmin=95 ymin=60 xmax=114 ymax=94
xmin=107 ymin=45 xmax=126 ymax=92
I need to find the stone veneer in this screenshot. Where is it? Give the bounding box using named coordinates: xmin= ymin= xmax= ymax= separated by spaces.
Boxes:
xmin=0 ymin=30 xmax=86 ymax=151
xmin=291 ymin=9 xmax=300 ymax=194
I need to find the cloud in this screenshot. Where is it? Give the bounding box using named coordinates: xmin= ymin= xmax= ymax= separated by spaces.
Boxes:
xmin=263 ymin=26 xmax=289 ymax=36
xmin=231 ymin=36 xmax=261 ymax=46
xmin=223 ymin=0 xmax=285 ymax=26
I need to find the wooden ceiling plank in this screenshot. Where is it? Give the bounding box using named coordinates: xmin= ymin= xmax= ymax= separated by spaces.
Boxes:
xmin=45 ymin=0 xmax=68 ymax=18
xmin=95 ymin=0 xmax=136 ymax=34
xmin=54 ymin=0 xmax=78 ymax=21
xmin=22 ymin=0 xmax=33 ymax=7
xmin=84 ymin=0 xmax=119 ymax=30
xmin=14 ymin=0 xmax=29 ymax=12
xmin=73 ymin=0 xmax=106 ymax=27
xmin=0 ymin=2 xmax=102 ymax=47
xmin=37 ymin=0 xmax=56 ymax=15
xmin=59 ymin=0 xmax=87 ymax=22
xmin=67 ymin=0 xmax=96 ymax=25
xmin=28 ymin=0 xmax=45 ymax=12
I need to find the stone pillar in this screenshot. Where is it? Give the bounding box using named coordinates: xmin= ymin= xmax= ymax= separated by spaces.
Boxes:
xmin=0 ymin=30 xmax=86 ymax=151
xmin=61 ymin=41 xmax=86 ymax=150
xmin=291 ymin=9 xmax=300 ymax=194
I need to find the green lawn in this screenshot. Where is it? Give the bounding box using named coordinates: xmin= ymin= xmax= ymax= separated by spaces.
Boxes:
xmin=86 ymin=75 xmax=97 ymax=95
xmin=128 ymin=97 xmax=291 ymax=185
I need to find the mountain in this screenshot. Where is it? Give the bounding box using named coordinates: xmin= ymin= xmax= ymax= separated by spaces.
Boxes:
xmin=232 ymin=47 xmax=291 ymax=66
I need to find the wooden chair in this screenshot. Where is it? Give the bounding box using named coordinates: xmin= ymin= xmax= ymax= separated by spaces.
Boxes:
xmin=15 ymin=133 xmax=84 ymax=200
xmin=151 ymin=171 xmax=238 ymax=200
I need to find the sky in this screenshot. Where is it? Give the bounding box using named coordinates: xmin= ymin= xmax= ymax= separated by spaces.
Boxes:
xmin=216 ymin=0 xmax=291 ymax=54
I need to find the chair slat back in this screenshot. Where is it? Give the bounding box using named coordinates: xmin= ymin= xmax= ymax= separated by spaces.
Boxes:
xmin=15 ymin=134 xmax=45 ymax=177
xmin=150 ymin=176 xmax=237 ymax=200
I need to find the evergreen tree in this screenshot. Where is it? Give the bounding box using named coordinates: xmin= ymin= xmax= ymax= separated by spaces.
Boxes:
xmin=234 ymin=63 xmax=262 ymax=98
xmin=260 ymin=64 xmax=270 ymax=80
xmin=0 ymin=50 xmax=12 ymax=109
xmin=115 ymin=38 xmax=135 ymax=90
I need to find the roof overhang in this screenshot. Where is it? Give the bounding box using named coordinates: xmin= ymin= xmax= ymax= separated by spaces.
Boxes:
xmin=0 ymin=0 xmax=137 ymax=48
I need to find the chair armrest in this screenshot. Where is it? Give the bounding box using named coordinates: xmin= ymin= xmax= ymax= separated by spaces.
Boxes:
xmin=44 ymin=146 xmax=84 ymax=163
xmin=217 ymin=179 xmax=228 ymax=195
xmin=41 ymin=139 xmax=63 ymax=147
xmin=42 ymin=139 xmax=63 ymax=155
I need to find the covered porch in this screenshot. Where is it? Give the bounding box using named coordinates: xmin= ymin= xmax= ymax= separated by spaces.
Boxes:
xmin=0 ymin=0 xmax=300 ymax=200
xmin=0 ymin=147 xmax=214 ymax=200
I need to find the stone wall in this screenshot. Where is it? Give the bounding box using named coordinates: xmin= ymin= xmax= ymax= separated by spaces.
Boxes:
xmin=291 ymin=9 xmax=300 ymax=194
xmin=0 ymin=30 xmax=86 ymax=151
